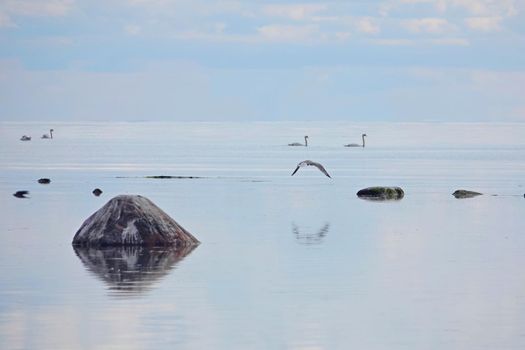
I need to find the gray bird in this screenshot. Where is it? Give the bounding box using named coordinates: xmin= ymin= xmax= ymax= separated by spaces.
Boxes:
xmin=291 ymin=160 xmax=331 ymax=178
xmin=288 ymin=135 xmax=309 ymax=147
xmin=344 ymin=133 xmax=367 ymax=147
xmin=41 ymin=129 xmax=54 ymax=139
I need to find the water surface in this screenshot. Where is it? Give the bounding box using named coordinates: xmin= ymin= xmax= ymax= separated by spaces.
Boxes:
xmin=1 ymin=122 xmax=524 ymax=349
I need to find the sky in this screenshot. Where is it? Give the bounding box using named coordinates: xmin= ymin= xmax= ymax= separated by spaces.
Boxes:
xmin=0 ymin=0 xmax=524 ymax=122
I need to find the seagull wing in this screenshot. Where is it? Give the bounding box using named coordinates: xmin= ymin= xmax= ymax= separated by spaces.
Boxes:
xmin=291 ymin=165 xmax=301 ymax=176
xmin=312 ymin=162 xmax=332 ymax=178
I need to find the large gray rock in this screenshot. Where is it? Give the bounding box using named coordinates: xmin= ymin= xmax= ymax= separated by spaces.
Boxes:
xmin=357 ymin=186 xmax=404 ymax=200
xmin=72 ymin=195 xmax=199 ymax=247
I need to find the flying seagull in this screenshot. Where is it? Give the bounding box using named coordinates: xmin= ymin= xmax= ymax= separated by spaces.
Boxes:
xmin=291 ymin=160 xmax=332 ymax=178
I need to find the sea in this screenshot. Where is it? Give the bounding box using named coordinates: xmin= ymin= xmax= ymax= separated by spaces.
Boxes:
xmin=0 ymin=121 xmax=524 ymax=350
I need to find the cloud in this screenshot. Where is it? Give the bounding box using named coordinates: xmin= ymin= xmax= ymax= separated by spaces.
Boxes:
xmin=0 ymin=11 xmax=16 ymax=27
xmin=379 ymin=0 xmax=518 ymax=18
xmin=257 ymin=24 xmax=320 ymax=43
xmin=370 ymin=37 xmax=468 ymax=46
xmin=402 ymin=18 xmax=453 ymax=34
xmin=335 ymin=31 xmax=351 ymax=40
xmin=1 ymin=0 xmax=74 ymax=17
xmin=371 ymin=38 xmax=415 ymax=46
xmin=449 ymin=0 xmax=518 ymax=16
xmin=0 ymin=0 xmax=74 ymax=27
xmin=464 ymin=16 xmax=502 ymax=31
xmin=429 ymin=37 xmax=469 ymax=45
xmin=356 ymin=17 xmax=381 ymax=34
xmin=262 ymin=4 xmax=326 ymax=21
xmin=124 ymin=24 xmax=142 ymax=36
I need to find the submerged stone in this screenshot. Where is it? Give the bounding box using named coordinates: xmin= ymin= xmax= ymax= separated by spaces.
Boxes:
xmin=72 ymin=195 xmax=199 ymax=247
xmin=452 ymin=190 xmax=483 ymax=199
xmin=357 ymin=186 xmax=405 ymax=201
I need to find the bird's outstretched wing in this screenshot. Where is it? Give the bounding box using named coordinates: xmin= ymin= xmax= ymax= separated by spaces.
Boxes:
xmin=312 ymin=162 xmax=331 ymax=178
xmin=291 ymin=166 xmax=301 ymax=176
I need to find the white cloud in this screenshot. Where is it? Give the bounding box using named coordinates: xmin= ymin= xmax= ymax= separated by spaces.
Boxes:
xmin=464 ymin=16 xmax=502 ymax=32
xmin=257 ymin=24 xmax=320 ymax=43
xmin=372 ymin=38 xmax=415 ymax=46
xmin=262 ymin=4 xmax=326 ymax=21
xmin=402 ymin=18 xmax=453 ymax=34
xmin=379 ymin=0 xmax=434 ymax=17
xmin=0 ymin=0 xmax=74 ymax=27
xmin=1 ymin=0 xmax=74 ymax=17
xmin=370 ymin=37 xmax=468 ymax=46
xmin=450 ymin=0 xmax=517 ymax=16
xmin=124 ymin=24 xmax=142 ymax=36
xmin=335 ymin=31 xmax=351 ymax=41
xmin=429 ymin=37 xmax=469 ymax=45
xmin=380 ymin=0 xmax=518 ymax=17
xmin=0 ymin=12 xmax=16 ymax=27
xmin=356 ymin=17 xmax=381 ymax=34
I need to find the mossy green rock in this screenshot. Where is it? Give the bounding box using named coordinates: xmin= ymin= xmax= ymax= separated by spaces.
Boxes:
xmin=452 ymin=190 xmax=483 ymax=199
xmin=357 ymin=187 xmax=404 ymax=200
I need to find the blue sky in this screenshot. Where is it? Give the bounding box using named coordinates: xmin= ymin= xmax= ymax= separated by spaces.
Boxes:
xmin=0 ymin=0 xmax=524 ymax=122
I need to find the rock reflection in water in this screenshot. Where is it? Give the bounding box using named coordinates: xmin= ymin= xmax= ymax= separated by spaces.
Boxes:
xmin=292 ymin=223 xmax=330 ymax=245
xmin=73 ymin=245 xmax=196 ymax=296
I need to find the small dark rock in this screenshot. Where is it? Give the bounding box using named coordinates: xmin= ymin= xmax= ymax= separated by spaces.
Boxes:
xmin=38 ymin=178 xmax=51 ymax=184
xmin=452 ymin=190 xmax=483 ymax=199
xmin=13 ymin=190 xmax=30 ymax=198
xmin=92 ymin=188 xmax=103 ymax=197
xmin=357 ymin=186 xmax=404 ymax=201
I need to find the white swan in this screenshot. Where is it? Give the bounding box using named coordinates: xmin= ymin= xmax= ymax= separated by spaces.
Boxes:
xmin=288 ymin=135 xmax=308 ymax=147
xmin=344 ymin=133 xmax=366 ymax=147
xmin=41 ymin=129 xmax=54 ymax=139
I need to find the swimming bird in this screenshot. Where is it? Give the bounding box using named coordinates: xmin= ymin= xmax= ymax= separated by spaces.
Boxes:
xmin=344 ymin=133 xmax=367 ymax=148
xmin=13 ymin=190 xmax=30 ymax=198
xmin=38 ymin=178 xmax=51 ymax=184
xmin=291 ymin=160 xmax=331 ymax=178
xmin=41 ymin=129 xmax=54 ymax=139
xmin=92 ymin=188 xmax=103 ymax=197
xmin=288 ymin=135 xmax=309 ymax=147
xmin=20 ymin=135 xmax=31 ymax=141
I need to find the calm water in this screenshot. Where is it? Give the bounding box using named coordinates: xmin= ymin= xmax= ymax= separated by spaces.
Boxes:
xmin=1 ymin=122 xmax=525 ymax=350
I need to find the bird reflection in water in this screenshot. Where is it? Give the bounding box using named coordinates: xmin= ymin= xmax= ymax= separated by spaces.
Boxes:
xmin=73 ymin=245 xmax=196 ymax=297
xmin=292 ymin=222 xmax=330 ymax=245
